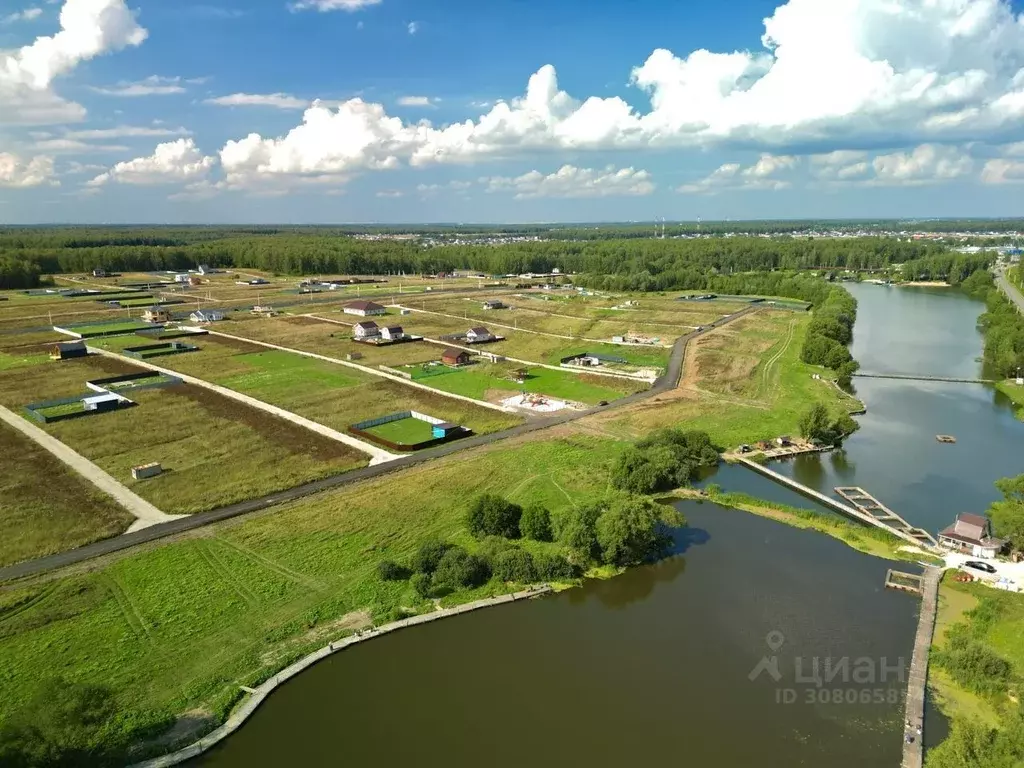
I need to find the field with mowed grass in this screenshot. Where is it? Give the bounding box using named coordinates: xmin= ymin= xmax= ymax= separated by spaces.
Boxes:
xmin=0 ymin=422 xmax=134 ymax=567
xmin=0 ymin=354 xmax=367 ymax=514
xmin=92 ymin=329 xmax=522 ymax=435
xmin=364 ymin=416 xmax=436 ymax=445
xmin=0 ymin=431 xmax=625 ymax=758
xmin=425 ymin=362 xmax=646 ymax=405
xmin=586 ymin=309 xmax=861 ymax=449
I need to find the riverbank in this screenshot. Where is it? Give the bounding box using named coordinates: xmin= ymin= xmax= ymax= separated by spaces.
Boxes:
xmin=925 ymin=574 xmax=1024 ymax=766
xmin=995 ymin=380 xmax=1024 ymax=420
xmin=667 ymin=487 xmax=936 ymax=564
xmin=133 ymin=585 xmax=553 ymax=768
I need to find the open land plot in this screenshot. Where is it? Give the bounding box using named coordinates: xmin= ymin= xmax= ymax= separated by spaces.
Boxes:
xmin=0 ymin=422 xmax=135 ymax=567
xmin=689 ymin=311 xmax=799 ymax=399
xmin=364 ymin=416 xmax=437 ymax=445
xmin=587 ymin=310 xmax=861 ymax=449
xmin=0 ymin=330 xmax=67 ymax=352
xmin=0 ymin=431 xmax=623 ymax=756
xmin=58 ymin=320 xmax=156 ymax=337
xmin=0 ymin=345 xmax=51 ymax=371
xmin=0 ymin=355 xmax=366 ymax=514
xmin=92 ymin=329 xmax=522 ymax=435
xmin=424 ymin=362 xmax=647 ymax=405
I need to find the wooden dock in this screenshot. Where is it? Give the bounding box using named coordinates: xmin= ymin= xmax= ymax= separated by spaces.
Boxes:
xmin=902 ymin=567 xmax=940 ymax=768
xmin=835 ymin=488 xmax=939 ymax=548
xmin=735 ymin=459 xmax=942 ymax=552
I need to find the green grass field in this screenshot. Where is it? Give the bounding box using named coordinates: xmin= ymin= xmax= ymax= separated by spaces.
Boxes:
xmin=364 ymin=416 xmax=437 ymax=445
xmin=218 ymin=350 xmax=364 ymax=399
xmin=0 ymin=434 xmax=624 ymax=756
xmin=426 ymin=364 xmax=645 ymax=405
xmin=0 ymin=422 xmax=134 ymax=567
xmin=0 ymin=350 xmax=50 ymax=371
xmin=33 ymin=400 xmax=89 ymax=420
xmin=0 ymin=356 xmax=368 ymax=514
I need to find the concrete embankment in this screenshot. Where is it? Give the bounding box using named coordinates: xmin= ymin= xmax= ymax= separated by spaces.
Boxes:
xmin=130 ymin=586 xmax=552 ymax=768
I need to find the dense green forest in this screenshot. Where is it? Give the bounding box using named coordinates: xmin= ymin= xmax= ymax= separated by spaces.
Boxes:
xmin=974 ymin=272 xmax=1024 ymax=377
xmin=0 ymin=228 xmax=964 ymax=286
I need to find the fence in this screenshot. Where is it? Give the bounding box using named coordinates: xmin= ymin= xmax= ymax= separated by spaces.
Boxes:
xmin=24 ymin=393 xmax=133 ymax=423
xmin=122 ymin=341 xmax=198 ymax=360
xmin=348 ymin=410 xmax=470 ymax=452
xmin=85 ymin=371 xmax=182 ymax=393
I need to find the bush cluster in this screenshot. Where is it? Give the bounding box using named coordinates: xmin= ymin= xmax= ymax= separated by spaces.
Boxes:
xmin=800 ymin=286 xmax=859 ymax=385
xmin=611 ymin=429 xmax=719 ymax=494
xmin=555 ymin=494 xmax=685 ymax=568
xmin=798 ymin=403 xmax=858 ymax=446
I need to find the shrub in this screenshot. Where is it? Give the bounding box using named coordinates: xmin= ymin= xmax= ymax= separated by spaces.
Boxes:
xmin=412 ymin=540 xmax=452 ymax=574
xmin=411 ymin=572 xmax=434 ymax=599
xmin=533 ymin=552 xmax=580 ymax=581
xmin=611 ymin=429 xmax=719 ymax=494
xmin=520 ymin=504 xmax=553 ymax=542
xmin=492 ymin=548 xmax=537 ymax=583
xmin=432 ymin=547 xmax=491 ymax=590
xmin=556 ymin=504 xmax=602 ymax=564
xmin=595 ymin=495 xmax=663 ymax=567
xmin=466 ymin=494 xmax=523 ymax=539
xmin=377 ymin=560 xmax=411 ymax=581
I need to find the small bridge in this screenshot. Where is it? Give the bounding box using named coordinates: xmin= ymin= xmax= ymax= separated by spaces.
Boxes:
xmin=853 ymin=373 xmax=994 ymax=384
xmin=734 ymin=459 xmax=941 ymax=552
xmin=835 ymin=487 xmax=939 ymax=548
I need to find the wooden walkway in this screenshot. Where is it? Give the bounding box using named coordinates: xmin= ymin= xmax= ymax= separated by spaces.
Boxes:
xmin=902 ymin=567 xmax=940 ymax=768
xmin=735 ymin=459 xmax=941 ymax=552
xmin=835 ymin=488 xmax=939 ymax=548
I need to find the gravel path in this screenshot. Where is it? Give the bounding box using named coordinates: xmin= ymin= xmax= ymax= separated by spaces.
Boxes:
xmin=0 ymin=403 xmax=179 ymax=531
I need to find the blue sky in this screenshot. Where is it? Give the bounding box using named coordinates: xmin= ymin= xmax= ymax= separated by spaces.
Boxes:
xmin=1 ymin=0 xmax=1024 ymax=223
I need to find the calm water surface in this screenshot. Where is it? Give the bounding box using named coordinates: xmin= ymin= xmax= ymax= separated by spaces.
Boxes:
xmin=198 ymin=283 xmax=1010 ymax=767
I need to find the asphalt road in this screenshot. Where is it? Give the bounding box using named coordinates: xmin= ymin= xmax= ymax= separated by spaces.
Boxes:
xmin=995 ymin=267 xmax=1024 ymax=314
xmin=0 ymin=305 xmax=759 ymax=583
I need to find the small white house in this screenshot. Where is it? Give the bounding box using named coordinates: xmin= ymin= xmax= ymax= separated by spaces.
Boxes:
xmin=466 ymin=326 xmax=493 ymax=343
xmin=343 ymin=301 xmax=387 ymax=317
xmin=173 ymin=273 xmax=191 ymax=284
xmin=353 ymin=321 xmax=380 ymax=339
xmin=380 ymin=326 xmax=405 ymax=341
xmin=189 ymin=309 xmax=224 ymax=323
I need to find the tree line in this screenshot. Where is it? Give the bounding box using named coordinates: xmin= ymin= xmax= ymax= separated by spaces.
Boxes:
xmin=0 ymin=228 xmax=954 ymax=286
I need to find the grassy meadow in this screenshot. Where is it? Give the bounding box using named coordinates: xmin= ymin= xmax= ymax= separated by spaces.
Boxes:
xmin=0 ymin=432 xmax=625 ymax=757
xmin=0 ymin=422 xmax=134 ymax=567
xmin=0 ymin=353 xmax=367 ymax=514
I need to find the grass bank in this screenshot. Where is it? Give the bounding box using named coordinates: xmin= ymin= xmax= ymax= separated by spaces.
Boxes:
xmin=672 ymin=486 xmax=932 ymax=564
xmin=0 ymin=432 xmax=625 ymax=763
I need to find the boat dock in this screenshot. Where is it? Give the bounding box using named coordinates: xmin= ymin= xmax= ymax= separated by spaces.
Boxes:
xmin=835 ymin=487 xmax=939 ymax=548
xmin=734 ymin=458 xmax=942 ymax=552
xmin=885 ymin=570 xmax=924 ymax=595
xmin=902 ymin=567 xmax=940 ymax=768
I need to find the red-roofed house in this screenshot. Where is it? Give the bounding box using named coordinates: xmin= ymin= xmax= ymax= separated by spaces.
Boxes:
xmin=939 ymin=513 xmax=1005 ymax=559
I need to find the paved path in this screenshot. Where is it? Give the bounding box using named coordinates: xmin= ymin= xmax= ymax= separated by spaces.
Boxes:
xmin=902 ymin=566 xmax=940 ymax=768
xmin=0 ymin=404 xmax=179 ymax=531
xmin=996 ymin=268 xmax=1024 ymax=314
xmin=0 ymin=307 xmax=757 ymax=582
xmin=88 ymin=347 xmax=399 ymax=465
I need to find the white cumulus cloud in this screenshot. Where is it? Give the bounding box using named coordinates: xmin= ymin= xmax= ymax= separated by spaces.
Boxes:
xmin=0 ymin=0 xmax=148 ymax=125
xmin=65 ymin=125 xmax=191 ymax=140
xmin=88 ymin=139 xmax=216 ymax=186
xmin=484 ymin=165 xmax=655 ymax=199
xmin=981 ymin=158 xmax=1024 ymax=184
xmin=203 ymin=92 xmax=310 ymax=109
xmin=870 ymin=144 xmax=974 ymax=185
xmin=679 ymin=154 xmax=797 ymax=193
xmin=407 ymin=20 xmax=418 ymax=35
xmin=212 ymin=0 xmax=1024 ymax=190
xmin=396 ymin=96 xmax=436 ymax=107
xmin=0 ymin=153 xmax=55 ymax=187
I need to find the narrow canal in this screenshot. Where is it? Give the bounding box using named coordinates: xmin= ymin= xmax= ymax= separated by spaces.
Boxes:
xmin=195 ymin=282 xmax=1009 ymax=767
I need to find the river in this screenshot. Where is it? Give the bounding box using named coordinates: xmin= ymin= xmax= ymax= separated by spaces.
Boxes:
xmin=195 ymin=283 xmax=1011 ymax=767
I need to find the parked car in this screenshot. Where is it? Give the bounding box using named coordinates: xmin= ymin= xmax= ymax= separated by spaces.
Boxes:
xmin=963 ymin=561 xmax=997 ymax=574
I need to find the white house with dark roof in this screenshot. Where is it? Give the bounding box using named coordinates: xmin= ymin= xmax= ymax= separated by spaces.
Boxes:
xmin=939 ymin=513 xmax=1005 ymax=559
xmin=353 ymin=321 xmax=380 ymax=339
xmin=466 ymin=326 xmax=494 ymax=343
xmin=343 ymin=300 xmax=387 ymax=317
xmin=189 ymin=309 xmax=224 ymax=323
xmin=380 ymin=326 xmax=405 ymax=341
